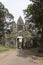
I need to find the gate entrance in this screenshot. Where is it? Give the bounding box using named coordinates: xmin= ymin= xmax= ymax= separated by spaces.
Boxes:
xmin=17 ymin=36 xmax=24 ymax=49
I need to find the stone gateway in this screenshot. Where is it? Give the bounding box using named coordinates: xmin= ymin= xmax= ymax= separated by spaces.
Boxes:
xmin=5 ymin=16 xmax=32 ymax=48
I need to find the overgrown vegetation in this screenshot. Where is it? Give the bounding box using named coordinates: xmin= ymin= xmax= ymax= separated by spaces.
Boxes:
xmin=0 ymin=45 xmax=10 ymax=52
xmin=23 ymin=0 xmax=43 ymax=51
xmin=0 ymin=45 xmax=16 ymax=52
xmin=0 ymin=2 xmax=14 ymax=45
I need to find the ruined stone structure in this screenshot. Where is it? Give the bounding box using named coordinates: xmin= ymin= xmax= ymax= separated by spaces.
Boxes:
xmin=5 ymin=16 xmax=32 ymax=48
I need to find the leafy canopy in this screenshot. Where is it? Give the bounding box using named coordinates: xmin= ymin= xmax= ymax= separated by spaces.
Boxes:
xmin=23 ymin=0 xmax=43 ymax=28
xmin=0 ymin=2 xmax=14 ymax=37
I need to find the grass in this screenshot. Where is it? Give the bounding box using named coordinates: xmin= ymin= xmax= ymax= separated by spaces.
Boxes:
xmin=0 ymin=45 xmax=15 ymax=52
xmin=25 ymin=47 xmax=39 ymax=52
xmin=30 ymin=47 xmax=39 ymax=52
xmin=26 ymin=47 xmax=43 ymax=53
xmin=0 ymin=45 xmax=10 ymax=52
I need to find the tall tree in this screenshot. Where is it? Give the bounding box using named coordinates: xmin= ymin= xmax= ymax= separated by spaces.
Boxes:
xmin=0 ymin=2 xmax=14 ymax=44
xmin=0 ymin=2 xmax=14 ymax=37
xmin=23 ymin=0 xmax=43 ymax=48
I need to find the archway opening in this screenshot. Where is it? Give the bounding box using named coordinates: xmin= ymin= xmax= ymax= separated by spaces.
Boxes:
xmin=17 ymin=36 xmax=24 ymax=49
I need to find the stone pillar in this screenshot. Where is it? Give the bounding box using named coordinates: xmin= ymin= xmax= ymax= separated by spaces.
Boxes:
xmin=16 ymin=38 xmax=18 ymax=48
xmin=26 ymin=25 xmax=27 ymax=31
xmin=13 ymin=38 xmax=16 ymax=47
xmin=5 ymin=34 xmax=8 ymax=47
xmin=5 ymin=38 xmax=8 ymax=47
xmin=24 ymin=38 xmax=26 ymax=47
xmin=23 ymin=25 xmax=25 ymax=31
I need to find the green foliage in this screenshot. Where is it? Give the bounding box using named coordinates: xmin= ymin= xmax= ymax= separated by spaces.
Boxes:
xmin=0 ymin=2 xmax=14 ymax=37
xmin=23 ymin=0 xmax=43 ymax=48
xmin=24 ymin=0 xmax=43 ymax=27
xmin=0 ymin=2 xmax=14 ymax=45
xmin=0 ymin=45 xmax=9 ymax=52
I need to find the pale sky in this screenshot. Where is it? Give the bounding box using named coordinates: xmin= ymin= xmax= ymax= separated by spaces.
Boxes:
xmin=0 ymin=0 xmax=32 ymax=22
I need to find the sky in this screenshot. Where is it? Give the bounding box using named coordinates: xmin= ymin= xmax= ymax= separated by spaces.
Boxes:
xmin=0 ymin=0 xmax=32 ymax=23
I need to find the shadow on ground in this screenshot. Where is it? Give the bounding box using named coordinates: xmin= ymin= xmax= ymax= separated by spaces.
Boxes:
xmin=17 ymin=49 xmax=43 ymax=60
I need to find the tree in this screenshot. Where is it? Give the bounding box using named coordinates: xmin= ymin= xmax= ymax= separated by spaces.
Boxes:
xmin=23 ymin=0 xmax=43 ymax=48
xmin=0 ymin=2 xmax=14 ymax=44
xmin=0 ymin=2 xmax=14 ymax=35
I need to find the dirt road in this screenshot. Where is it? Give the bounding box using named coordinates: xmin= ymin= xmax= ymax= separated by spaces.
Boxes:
xmin=0 ymin=49 xmax=43 ymax=65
